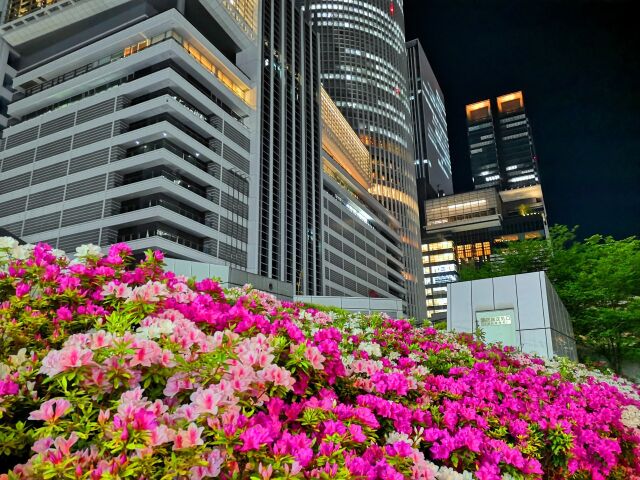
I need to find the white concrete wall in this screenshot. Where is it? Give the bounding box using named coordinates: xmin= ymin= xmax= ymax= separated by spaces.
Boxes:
xmin=447 ymin=271 xmax=577 ymax=360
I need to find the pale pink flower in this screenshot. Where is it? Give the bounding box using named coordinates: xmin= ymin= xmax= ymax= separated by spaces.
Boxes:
xmin=102 ymin=281 xmax=133 ymax=299
xmin=227 ymin=364 xmax=257 ymax=391
xmin=31 ymin=437 xmax=54 ymax=454
xmin=304 ymin=345 xmax=326 ymax=370
xmin=190 ymin=449 xmax=225 ymax=480
xmin=90 ymin=331 xmax=113 ymax=349
xmin=164 ymin=372 xmax=198 ymax=397
xmin=258 ymin=463 xmax=274 ymax=480
xmin=129 ymin=281 xmax=170 ymax=303
xmin=40 ymin=346 xmax=94 ymax=377
xmin=28 ymin=398 xmax=72 ymax=422
xmin=173 ymin=423 xmax=204 ymax=450
xmin=150 ymin=425 xmax=173 ymax=446
xmin=258 ymin=365 xmax=296 ymax=391
xmin=190 ymin=386 xmax=225 ymax=415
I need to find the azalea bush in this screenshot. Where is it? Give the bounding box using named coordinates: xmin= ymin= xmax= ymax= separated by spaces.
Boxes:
xmin=0 ymin=238 xmax=639 ymax=480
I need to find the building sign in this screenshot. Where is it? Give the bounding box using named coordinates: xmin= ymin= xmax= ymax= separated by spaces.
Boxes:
xmin=478 ymin=313 xmax=512 ymax=326
xmin=475 ymin=309 xmax=517 ymax=347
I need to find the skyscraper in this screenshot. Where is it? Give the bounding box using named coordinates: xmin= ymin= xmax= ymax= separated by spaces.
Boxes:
xmin=258 ymin=0 xmax=322 ymax=295
xmin=406 ymin=38 xmax=452 ymax=223
xmin=0 ymin=1 xmax=258 ymax=265
xmin=495 ymin=92 xmax=539 ymax=189
xmin=466 ymin=91 xmax=539 ymax=191
xmin=466 ymin=99 xmax=501 ymax=190
xmin=298 ymin=0 xmax=426 ymax=320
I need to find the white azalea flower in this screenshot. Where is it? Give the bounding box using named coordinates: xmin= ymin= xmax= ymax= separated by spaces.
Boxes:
xmin=358 ymin=341 xmax=382 ymax=358
xmin=75 ymin=244 xmax=103 ymax=259
xmin=0 ymin=237 xmax=18 ymax=250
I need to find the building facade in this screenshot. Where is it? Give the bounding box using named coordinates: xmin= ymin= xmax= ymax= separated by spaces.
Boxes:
xmin=258 ymin=0 xmax=322 ymax=295
xmin=466 ymin=91 xmax=539 ymax=191
xmin=0 ymin=1 xmax=258 ymax=267
xmin=422 ymin=184 xmax=548 ymax=321
xmin=297 ymin=0 xmax=426 ymax=320
xmin=0 ymin=35 xmax=16 ymax=131
xmin=406 ymin=38 xmax=452 ymax=225
xmin=321 ymin=87 xmax=406 ymax=303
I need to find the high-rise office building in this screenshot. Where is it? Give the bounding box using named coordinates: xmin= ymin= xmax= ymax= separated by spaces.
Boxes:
xmin=422 ymin=184 xmax=548 ymax=321
xmin=321 ymin=87 xmax=406 ymax=302
xmin=495 ymin=92 xmax=539 ymax=189
xmin=466 ymin=91 xmax=539 ymax=191
xmin=258 ymin=0 xmax=322 ymax=296
xmin=297 ymin=0 xmax=426 ymax=320
xmin=406 ymin=38 xmax=452 ymax=224
xmin=0 ymin=1 xmax=258 ymax=267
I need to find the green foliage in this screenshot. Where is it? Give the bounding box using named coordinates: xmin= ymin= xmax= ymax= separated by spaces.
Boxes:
xmin=298 ymin=302 xmax=351 ymax=317
xmin=434 ymin=321 xmax=447 ymax=331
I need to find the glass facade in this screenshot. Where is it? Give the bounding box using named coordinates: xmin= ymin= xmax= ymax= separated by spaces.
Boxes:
xmin=466 ymin=92 xmax=539 ymax=191
xmin=406 ymin=38 xmax=452 ymax=228
xmin=259 ymin=0 xmax=322 ymax=295
xmin=299 ymin=0 xmax=426 ymax=320
xmin=219 ymin=0 xmax=259 ymax=40
xmin=466 ymin=100 xmax=500 ymax=189
xmin=496 ymin=92 xmax=539 ymax=189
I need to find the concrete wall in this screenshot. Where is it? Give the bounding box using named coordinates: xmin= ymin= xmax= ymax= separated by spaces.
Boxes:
xmin=295 ymin=295 xmax=404 ymax=319
xmin=164 ymin=258 xmax=293 ymax=300
xmin=447 ymin=271 xmax=577 ymax=360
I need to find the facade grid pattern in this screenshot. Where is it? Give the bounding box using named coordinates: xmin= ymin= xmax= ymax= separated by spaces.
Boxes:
xmin=299 ymin=0 xmax=426 ymax=320
xmin=258 ymin=0 xmax=322 ymax=295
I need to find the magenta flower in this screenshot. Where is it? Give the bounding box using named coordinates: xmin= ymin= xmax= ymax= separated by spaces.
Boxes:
xmin=0 ymin=379 xmax=19 ymax=396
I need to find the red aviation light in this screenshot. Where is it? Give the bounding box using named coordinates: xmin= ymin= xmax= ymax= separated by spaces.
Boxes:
xmin=390 ymin=1 xmax=395 ymax=16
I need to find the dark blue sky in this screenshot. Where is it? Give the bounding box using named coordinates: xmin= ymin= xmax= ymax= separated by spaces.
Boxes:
xmin=404 ymin=0 xmax=640 ymax=238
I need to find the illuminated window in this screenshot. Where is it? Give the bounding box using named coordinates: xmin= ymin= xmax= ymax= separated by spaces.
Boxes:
xmin=427 ymin=298 xmax=448 ymax=307
xmin=428 ymin=241 xmax=453 ymax=251
xmin=430 ymin=253 xmax=454 ymax=263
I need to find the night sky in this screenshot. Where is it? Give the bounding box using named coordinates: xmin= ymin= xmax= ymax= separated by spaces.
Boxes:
xmin=404 ymin=0 xmax=640 ymax=239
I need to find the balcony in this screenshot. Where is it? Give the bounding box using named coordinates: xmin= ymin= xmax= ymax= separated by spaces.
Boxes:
xmin=17 ymin=30 xmax=250 ymax=105
xmin=128 ymin=113 xmax=211 ymax=148
xmin=120 ymin=194 xmax=205 ymax=225
xmin=121 ymin=167 xmax=207 ymax=198
xmin=118 ymin=222 xmax=204 ymax=252
xmin=18 ymin=61 xmax=247 ymax=125
xmin=126 ymin=139 xmax=208 ymax=172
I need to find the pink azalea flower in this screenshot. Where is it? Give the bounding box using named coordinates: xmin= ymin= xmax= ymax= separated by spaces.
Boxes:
xmin=258 ymin=365 xmax=296 ymax=391
xmin=39 ymin=346 xmax=94 ymax=377
xmin=304 ymin=345 xmax=326 ymax=370
xmin=28 ymin=398 xmax=72 ymax=422
xmin=173 ymin=423 xmax=204 ymax=450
